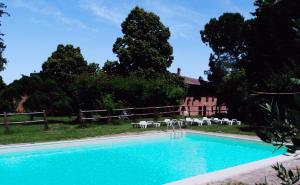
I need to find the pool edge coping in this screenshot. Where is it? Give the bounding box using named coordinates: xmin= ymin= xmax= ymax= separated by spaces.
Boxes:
xmin=166 ymin=154 xmax=295 ymax=185
xmin=0 ymin=130 xmax=259 ymax=151
xmin=0 ymin=131 xmax=169 ymax=153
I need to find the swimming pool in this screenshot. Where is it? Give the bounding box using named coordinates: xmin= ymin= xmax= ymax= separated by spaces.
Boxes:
xmin=0 ymin=132 xmax=286 ymax=185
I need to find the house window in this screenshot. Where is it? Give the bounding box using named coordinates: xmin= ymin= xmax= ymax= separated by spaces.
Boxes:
xmin=206 ymin=96 xmax=209 ymax=102
xmin=212 ymin=97 xmax=215 ymax=102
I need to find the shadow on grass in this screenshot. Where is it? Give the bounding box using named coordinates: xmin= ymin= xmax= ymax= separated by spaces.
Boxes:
xmin=237 ymin=126 xmax=258 ymax=133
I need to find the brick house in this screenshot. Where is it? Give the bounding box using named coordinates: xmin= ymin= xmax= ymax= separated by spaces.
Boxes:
xmin=178 ymin=68 xmax=227 ymax=116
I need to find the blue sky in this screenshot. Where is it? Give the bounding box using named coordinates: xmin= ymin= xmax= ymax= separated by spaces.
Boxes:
xmin=1 ymin=0 xmax=255 ymax=84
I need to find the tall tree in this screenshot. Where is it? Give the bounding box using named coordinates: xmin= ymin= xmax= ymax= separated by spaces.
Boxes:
xmin=0 ymin=2 xmax=9 ymax=72
xmin=246 ymin=0 xmax=300 ymax=91
xmin=41 ymin=44 xmax=91 ymax=87
xmin=201 ymin=13 xmax=248 ymax=84
xmin=113 ymin=7 xmax=173 ymax=77
xmin=200 ymin=0 xmax=300 ymax=120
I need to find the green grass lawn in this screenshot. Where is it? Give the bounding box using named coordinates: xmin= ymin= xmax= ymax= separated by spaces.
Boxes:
xmin=0 ymin=118 xmax=257 ymax=144
xmin=0 ymin=114 xmax=76 ymax=123
xmin=0 ymin=122 xmax=168 ymax=145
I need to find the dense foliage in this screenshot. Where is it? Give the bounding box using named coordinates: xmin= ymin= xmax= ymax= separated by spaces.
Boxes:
xmin=201 ymin=0 xmax=300 ymax=120
xmin=201 ymin=13 xmax=248 ymax=84
xmin=112 ymin=7 xmax=173 ymax=77
xmin=71 ymin=73 xmax=186 ymax=110
xmin=247 ymin=0 xmax=300 ymax=91
xmin=0 ymin=7 xmax=186 ymax=115
xmin=41 ymin=44 xmax=99 ymax=88
xmin=200 ymin=0 xmax=300 ymax=146
xmin=1 ymin=72 xmax=185 ymax=115
xmin=259 ymin=101 xmax=299 ymax=148
xmin=217 ymin=69 xmax=249 ymax=119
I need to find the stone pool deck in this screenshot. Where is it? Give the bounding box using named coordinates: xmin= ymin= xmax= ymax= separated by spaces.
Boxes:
xmin=208 ymin=156 xmax=300 ymax=185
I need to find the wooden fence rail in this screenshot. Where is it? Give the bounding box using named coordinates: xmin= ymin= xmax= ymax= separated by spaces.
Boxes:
xmin=79 ymin=105 xmax=228 ymax=125
xmin=79 ymin=105 xmax=181 ymax=126
xmin=0 ymin=110 xmax=48 ymax=132
xmin=0 ymin=105 xmax=229 ymax=131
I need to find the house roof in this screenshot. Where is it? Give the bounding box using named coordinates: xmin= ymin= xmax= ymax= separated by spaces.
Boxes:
xmin=183 ymin=76 xmax=201 ymax=86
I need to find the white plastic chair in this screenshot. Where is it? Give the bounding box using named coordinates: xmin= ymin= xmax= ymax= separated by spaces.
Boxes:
xmin=185 ymin=117 xmax=193 ymax=125
xmin=221 ymin=118 xmax=233 ymax=125
xmin=139 ymin=121 xmax=148 ymax=128
xmin=202 ymin=117 xmax=212 ymax=125
xmin=163 ymin=119 xmax=173 ymax=127
xmin=193 ymin=118 xmax=203 ymax=126
xmin=131 ymin=122 xmax=139 ymax=128
xmin=153 ymin=122 xmax=161 ymax=127
xmin=146 ymin=121 xmax=154 ymax=127
xmin=157 ymin=119 xmax=171 ymax=126
xmin=177 ymin=120 xmax=184 ymax=127
xmin=232 ymin=119 xmax=241 ymax=125
xmin=212 ymin=118 xmax=221 ymax=124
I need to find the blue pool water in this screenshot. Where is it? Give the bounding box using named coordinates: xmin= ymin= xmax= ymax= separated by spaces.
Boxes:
xmin=0 ymin=133 xmax=286 ymax=185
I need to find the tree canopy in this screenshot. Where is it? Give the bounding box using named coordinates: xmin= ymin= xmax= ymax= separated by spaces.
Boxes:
xmin=112 ymin=7 xmax=173 ymax=77
xmin=201 ymin=13 xmax=248 ymax=84
xmin=0 ymin=6 xmax=186 ymax=114
xmin=102 ymin=60 xmax=119 ymax=76
xmin=247 ymin=0 xmax=300 ymax=91
xmin=41 ymin=44 xmax=97 ymax=87
xmin=201 ymin=0 xmax=300 ymax=119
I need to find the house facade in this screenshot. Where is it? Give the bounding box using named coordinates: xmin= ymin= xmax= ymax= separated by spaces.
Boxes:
xmin=178 ymin=68 xmax=227 ymax=116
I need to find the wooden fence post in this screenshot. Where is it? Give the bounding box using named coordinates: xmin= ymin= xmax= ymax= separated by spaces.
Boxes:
xmin=79 ymin=110 xmax=84 ymax=128
xmin=132 ymin=108 xmax=137 ymax=122
xmin=43 ymin=110 xmax=49 ymax=131
xmin=3 ymin=112 xmax=9 ymax=133
xmin=108 ymin=113 xmax=111 ymax=123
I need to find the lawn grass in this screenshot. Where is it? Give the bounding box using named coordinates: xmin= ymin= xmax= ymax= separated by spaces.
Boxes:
xmin=0 ymin=121 xmax=169 ymax=145
xmin=0 ymin=119 xmax=257 ymax=145
xmin=0 ymin=114 xmax=76 ymax=123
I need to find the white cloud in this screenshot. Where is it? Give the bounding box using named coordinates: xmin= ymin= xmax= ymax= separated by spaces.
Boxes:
xmin=219 ymin=0 xmax=252 ymax=18
xmin=141 ymin=0 xmax=205 ymax=39
xmin=11 ymin=0 xmax=96 ymax=31
xmin=80 ymin=0 xmax=126 ymax=25
xmin=79 ymin=0 xmax=204 ymax=38
xmin=77 ymin=0 xmax=251 ymax=39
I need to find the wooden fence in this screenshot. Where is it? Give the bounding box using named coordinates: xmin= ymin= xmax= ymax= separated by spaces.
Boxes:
xmin=79 ymin=105 xmax=228 ymax=126
xmin=0 ymin=110 xmax=48 ymax=132
xmin=79 ymin=105 xmax=181 ymax=127
xmin=0 ymin=105 xmax=229 ymax=131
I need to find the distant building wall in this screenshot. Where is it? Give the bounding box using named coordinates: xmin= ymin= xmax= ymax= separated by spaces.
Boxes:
xmin=178 ymin=68 xmax=228 ymax=117
xmin=180 ymin=96 xmax=227 ymax=116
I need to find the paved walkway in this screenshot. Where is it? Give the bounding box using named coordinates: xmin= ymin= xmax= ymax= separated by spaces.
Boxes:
xmin=208 ymin=157 xmax=300 ymax=185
